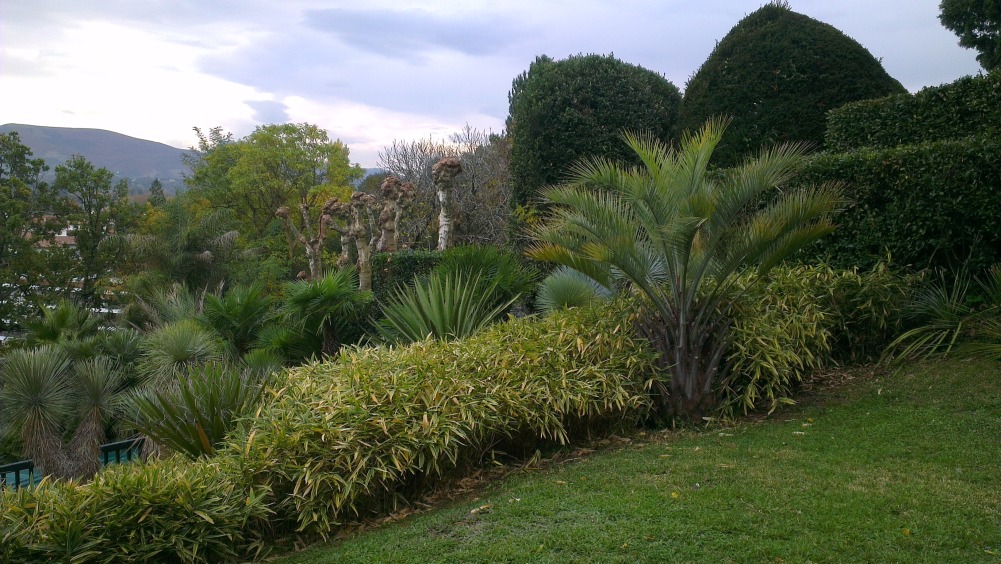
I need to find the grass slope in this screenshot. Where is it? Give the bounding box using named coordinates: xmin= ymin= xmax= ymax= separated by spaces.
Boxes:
xmin=282 ymin=359 xmax=1001 ymax=562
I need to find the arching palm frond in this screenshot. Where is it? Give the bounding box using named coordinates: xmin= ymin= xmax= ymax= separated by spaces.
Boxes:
xmin=528 ymin=118 xmax=843 ymax=419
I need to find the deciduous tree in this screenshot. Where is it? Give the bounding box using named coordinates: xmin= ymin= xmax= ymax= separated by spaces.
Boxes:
xmin=940 ymin=0 xmax=1001 ymax=70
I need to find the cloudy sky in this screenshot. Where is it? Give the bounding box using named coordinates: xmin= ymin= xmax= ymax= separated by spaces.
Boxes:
xmin=0 ymin=0 xmax=983 ymax=167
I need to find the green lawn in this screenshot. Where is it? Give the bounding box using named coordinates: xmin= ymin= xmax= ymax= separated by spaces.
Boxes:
xmin=280 ymin=359 xmax=1001 ymax=563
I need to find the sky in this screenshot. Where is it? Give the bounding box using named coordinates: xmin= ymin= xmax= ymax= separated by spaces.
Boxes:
xmin=0 ymin=0 xmax=984 ymax=168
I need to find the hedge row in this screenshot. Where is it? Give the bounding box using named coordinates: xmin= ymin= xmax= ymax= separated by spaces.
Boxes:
xmin=796 ymin=136 xmax=1001 ymax=273
xmin=826 ymin=71 xmax=1001 ymax=152
xmin=0 ymin=303 xmax=656 ymax=561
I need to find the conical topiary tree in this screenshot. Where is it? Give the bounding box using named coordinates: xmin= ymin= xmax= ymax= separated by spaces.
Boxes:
xmin=679 ymin=1 xmax=906 ymax=167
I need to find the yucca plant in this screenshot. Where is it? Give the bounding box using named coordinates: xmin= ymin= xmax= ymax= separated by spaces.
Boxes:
xmin=0 ymin=348 xmax=127 ymax=480
xmin=0 ymin=346 xmax=73 ymax=478
xmin=68 ymin=357 xmax=126 ymax=478
xmin=377 ymin=271 xmax=518 ymax=344
xmin=535 ymin=266 xmax=613 ymax=313
xmin=528 ymin=118 xmax=843 ymax=419
xmin=126 ymin=363 xmax=272 ymax=459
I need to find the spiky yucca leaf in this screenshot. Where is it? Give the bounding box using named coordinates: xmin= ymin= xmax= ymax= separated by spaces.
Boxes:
xmin=377 ymin=272 xmax=517 ymax=344
xmin=138 ymin=319 xmax=226 ymax=383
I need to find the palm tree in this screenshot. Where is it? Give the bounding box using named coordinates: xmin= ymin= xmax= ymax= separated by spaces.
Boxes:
xmin=280 ymin=268 xmax=373 ymax=358
xmin=528 ymin=118 xmax=842 ymax=419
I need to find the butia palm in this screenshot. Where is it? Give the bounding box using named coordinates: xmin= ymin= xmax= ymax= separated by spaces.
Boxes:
xmin=528 ymin=118 xmax=842 ymax=419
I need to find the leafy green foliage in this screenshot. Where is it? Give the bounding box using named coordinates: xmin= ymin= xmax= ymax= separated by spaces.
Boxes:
xmin=528 ymin=119 xmax=843 ymax=419
xmin=138 ymin=320 xmax=226 ymax=383
xmin=796 ymin=137 xmax=1001 ymax=273
xmin=277 ymin=268 xmax=373 ymax=359
xmin=882 ymin=264 xmax=1001 ymax=364
xmin=231 ymin=302 xmax=655 ymax=536
xmin=53 ymin=155 xmax=135 ymax=308
xmin=535 ymin=266 xmax=612 ymax=313
xmin=434 ymin=245 xmax=538 ymax=306
xmin=0 ymin=132 xmax=68 ymax=330
xmin=679 ymin=3 xmax=905 ymax=167
xmin=0 ymin=458 xmax=270 ymax=563
xmin=826 ymin=71 xmax=1001 ymax=152
xmin=940 ymin=0 xmax=1001 ymax=70
xmin=376 ymin=272 xmax=517 ymax=344
xmin=507 ymin=53 xmax=682 ymax=206
xmin=371 ymin=250 xmax=439 ymax=303
xmin=721 ymin=263 xmax=910 ymax=417
xmin=201 ymin=284 xmax=274 ymax=357
xmin=126 ymin=363 xmax=272 ymax=459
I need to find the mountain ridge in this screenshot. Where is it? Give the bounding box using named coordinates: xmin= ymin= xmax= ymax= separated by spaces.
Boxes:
xmin=0 ymin=123 xmax=194 ymax=192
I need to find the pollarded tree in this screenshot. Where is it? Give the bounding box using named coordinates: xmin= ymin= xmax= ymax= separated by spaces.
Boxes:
xmin=528 ymin=119 xmax=843 ymax=420
xmin=679 ymin=2 xmax=906 ymax=167
xmin=940 ymin=0 xmax=1001 ymax=71
xmin=507 ymin=53 xmax=682 ymax=207
xmin=377 ymin=125 xmax=513 ymax=248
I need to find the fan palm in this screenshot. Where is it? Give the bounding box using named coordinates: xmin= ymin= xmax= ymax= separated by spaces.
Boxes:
xmin=281 ymin=268 xmax=373 ymax=357
xmin=528 ymin=118 xmax=843 ymax=419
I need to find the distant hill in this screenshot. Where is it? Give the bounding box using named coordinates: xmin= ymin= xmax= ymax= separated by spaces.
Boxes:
xmin=0 ymin=124 xmax=194 ymax=194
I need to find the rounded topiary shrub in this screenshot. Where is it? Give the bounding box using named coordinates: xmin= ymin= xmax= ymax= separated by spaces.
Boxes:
xmin=679 ymin=2 xmax=906 ymax=167
xmin=507 ymin=53 xmax=682 ymax=207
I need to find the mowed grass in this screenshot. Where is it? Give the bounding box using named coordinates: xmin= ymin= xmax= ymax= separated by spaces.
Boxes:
xmin=281 ymin=359 xmax=1001 ymax=563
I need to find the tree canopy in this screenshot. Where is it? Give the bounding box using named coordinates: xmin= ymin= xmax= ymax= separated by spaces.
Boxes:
xmin=507 ymin=53 xmax=682 ymax=207
xmin=679 ymin=3 xmax=906 ymax=167
xmin=940 ymin=0 xmax=1001 ymax=71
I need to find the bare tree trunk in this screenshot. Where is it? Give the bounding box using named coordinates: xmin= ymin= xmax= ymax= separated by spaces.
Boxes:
xmin=377 ymin=176 xmax=416 ymax=252
xmin=432 ymin=157 xmax=462 ymax=251
xmin=349 ymin=192 xmax=377 ymax=291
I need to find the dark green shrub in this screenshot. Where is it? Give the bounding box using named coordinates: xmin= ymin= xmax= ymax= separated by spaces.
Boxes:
xmin=796 ymin=136 xmax=1001 ymax=273
xmin=435 ymin=244 xmax=539 ymax=305
xmin=679 ymin=3 xmax=904 ymax=167
xmin=826 ymin=71 xmax=1001 ymax=152
xmin=507 ymin=53 xmax=682 ymax=206
xmin=228 ymin=302 xmax=655 ymax=536
xmin=371 ymin=250 xmax=439 ymax=301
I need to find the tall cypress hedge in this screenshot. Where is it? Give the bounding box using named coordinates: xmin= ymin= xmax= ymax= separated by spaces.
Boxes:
xmin=826 ymin=71 xmax=1001 ymax=152
xmin=680 ymin=3 xmax=905 ymax=167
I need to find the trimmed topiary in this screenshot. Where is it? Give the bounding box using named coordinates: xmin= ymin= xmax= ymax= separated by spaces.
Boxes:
xmin=507 ymin=53 xmax=682 ymax=207
xmin=679 ymin=2 xmax=905 ymax=167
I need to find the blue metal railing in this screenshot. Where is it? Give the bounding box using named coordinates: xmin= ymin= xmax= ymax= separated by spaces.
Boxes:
xmin=0 ymin=437 xmax=145 ymax=491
